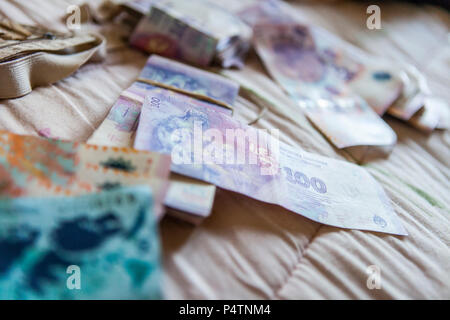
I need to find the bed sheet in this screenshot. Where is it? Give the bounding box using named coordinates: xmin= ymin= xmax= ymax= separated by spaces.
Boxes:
xmin=0 ymin=0 xmax=448 ymax=299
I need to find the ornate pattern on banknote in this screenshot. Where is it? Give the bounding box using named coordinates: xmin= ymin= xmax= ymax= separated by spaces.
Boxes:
xmin=0 ymin=131 xmax=171 ymax=218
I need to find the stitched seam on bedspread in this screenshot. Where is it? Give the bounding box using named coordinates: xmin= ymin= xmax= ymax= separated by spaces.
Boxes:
xmin=271 ymin=225 xmax=322 ymax=299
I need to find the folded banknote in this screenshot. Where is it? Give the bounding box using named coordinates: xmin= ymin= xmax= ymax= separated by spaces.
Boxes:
xmin=388 ymin=65 xmax=426 ymax=121
xmin=238 ymin=0 xmax=403 ymax=112
xmin=407 ymin=98 xmax=443 ymax=133
xmin=129 ymin=0 xmax=252 ymax=68
xmin=164 ymin=173 xmax=216 ymax=224
xmin=252 ymin=23 xmax=398 ymax=153
xmin=133 ymin=89 xmax=407 ymax=235
xmin=239 ymin=0 xmax=447 ymax=134
xmin=88 ymin=55 xmax=240 ymax=221
xmin=387 ymin=65 xmax=449 ymax=132
xmin=89 ymin=55 xmax=235 ymax=146
xmin=120 ymin=0 xmax=156 ymax=16
xmin=0 ymin=131 xmax=171 ymax=219
xmin=139 ymin=55 xmax=239 ymax=108
xmin=429 ymin=97 xmax=450 ymax=130
xmin=0 ymin=186 xmax=162 ymax=299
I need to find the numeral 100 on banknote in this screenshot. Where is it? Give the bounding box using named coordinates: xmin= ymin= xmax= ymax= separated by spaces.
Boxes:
xmin=283 ymin=167 xmax=327 ymax=194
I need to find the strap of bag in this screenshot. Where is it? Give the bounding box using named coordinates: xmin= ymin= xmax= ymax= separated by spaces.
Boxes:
xmin=0 ymin=20 xmax=105 ymax=99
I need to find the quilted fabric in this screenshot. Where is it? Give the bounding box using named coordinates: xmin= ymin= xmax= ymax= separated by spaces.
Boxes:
xmin=0 ymin=0 xmax=448 ymax=299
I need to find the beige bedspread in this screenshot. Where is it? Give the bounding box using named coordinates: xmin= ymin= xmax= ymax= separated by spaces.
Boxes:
xmin=0 ymin=0 xmax=449 ymax=299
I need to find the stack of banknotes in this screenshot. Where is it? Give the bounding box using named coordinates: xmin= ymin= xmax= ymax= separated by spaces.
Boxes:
xmin=5 ymin=0 xmax=436 ymax=299
xmin=114 ymin=0 xmax=448 ymax=162
xmin=89 ymin=54 xmax=240 ymax=223
xmin=234 ymin=0 xmax=448 ymax=161
xmin=128 ymin=0 xmax=252 ymax=68
xmin=86 ymin=53 xmax=407 ymax=235
xmin=85 ymin=49 xmax=406 ymax=234
xmin=0 ymin=131 xmax=167 ymax=298
xmin=131 ymin=76 xmax=407 ymax=236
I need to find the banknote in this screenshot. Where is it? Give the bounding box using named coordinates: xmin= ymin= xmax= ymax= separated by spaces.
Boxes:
xmin=88 ymin=55 xmax=236 ymax=147
xmin=407 ymin=98 xmax=442 ymax=133
xmin=433 ymin=97 xmax=450 ymax=130
xmin=0 ymin=131 xmax=171 ymax=219
xmin=387 ymin=65 xmax=426 ymax=121
xmin=120 ymin=0 xmax=157 ymax=16
xmin=240 ymin=0 xmax=447 ymax=133
xmin=238 ymin=0 xmax=403 ymax=115
xmin=129 ymin=0 xmax=252 ymax=68
xmin=236 ymin=0 xmax=296 ymax=27
xmin=87 ymin=84 xmax=218 ymax=221
xmin=387 ymin=64 xmax=449 ymax=131
xmin=252 ymin=23 xmax=397 ymax=152
xmin=0 ymin=186 xmax=162 ymax=299
xmin=134 ymin=89 xmax=407 ymax=235
xmin=139 ymin=55 xmax=239 ymax=107
xmin=164 ymin=173 xmax=216 ymax=224
xmin=88 ymin=55 xmax=237 ymax=221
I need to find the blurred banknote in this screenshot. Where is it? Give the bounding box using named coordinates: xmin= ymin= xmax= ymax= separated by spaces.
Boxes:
xmin=89 ymin=55 xmax=235 ymax=146
xmin=129 ymin=0 xmax=252 ymax=68
xmin=239 ymin=0 xmax=447 ymax=134
xmin=0 ymin=131 xmax=171 ymax=219
xmin=138 ymin=55 xmax=239 ymax=107
xmin=388 ymin=65 xmax=426 ymax=121
xmin=88 ymin=55 xmax=239 ymax=221
xmin=0 ymin=186 xmax=162 ymax=299
xmin=133 ymin=89 xmax=407 ymax=235
xmin=164 ymin=173 xmax=216 ymax=224
xmin=407 ymin=97 xmax=446 ymax=132
xmin=239 ymin=0 xmax=403 ymax=114
xmin=121 ymin=0 xmax=156 ymax=16
xmin=388 ymin=65 xmax=449 ymax=132
xmin=429 ymin=97 xmax=450 ymax=130
xmin=252 ymin=23 xmax=397 ymax=155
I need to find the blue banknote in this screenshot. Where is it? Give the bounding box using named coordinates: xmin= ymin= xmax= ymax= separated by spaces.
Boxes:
xmin=0 ymin=186 xmax=162 ymax=299
xmin=140 ymin=55 xmax=239 ymax=107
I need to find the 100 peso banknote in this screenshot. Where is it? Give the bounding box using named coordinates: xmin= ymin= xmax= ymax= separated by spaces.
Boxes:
xmin=133 ymin=89 xmax=407 ymax=235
